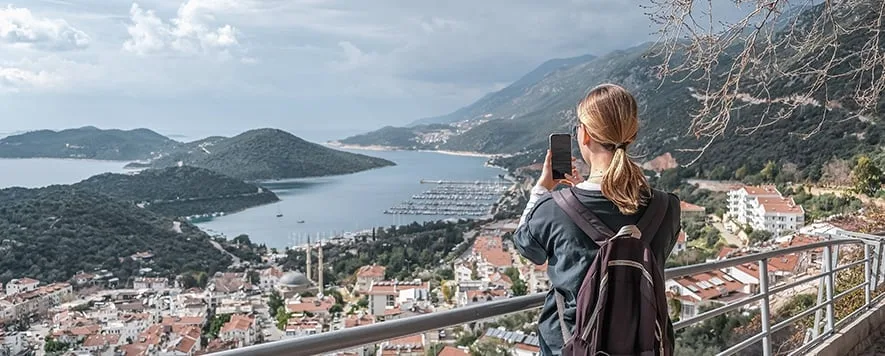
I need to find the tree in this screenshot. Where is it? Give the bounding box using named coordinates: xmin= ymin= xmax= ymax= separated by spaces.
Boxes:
xmin=851 ymin=155 xmax=883 ymax=196
xmin=658 ymin=168 xmax=681 ymax=191
xmin=247 ymin=270 xmax=260 ymax=284
xmin=268 ymin=290 xmax=284 ymax=318
xmin=649 ymin=0 xmax=885 ymax=164
xmin=748 ymin=230 xmax=773 ymax=244
xmin=734 ymin=164 xmax=750 ymax=180
xmin=207 ymin=313 xmax=232 ymax=339
xmin=821 ymin=158 xmax=853 ymax=187
xmin=470 ymin=338 xmax=512 ymax=356
xmin=275 ymin=306 xmax=290 ymax=330
xmin=760 ymin=161 xmax=779 ymax=182
xmin=441 ymin=283 xmax=455 ymax=304
xmin=233 ymin=234 xmax=252 ymax=246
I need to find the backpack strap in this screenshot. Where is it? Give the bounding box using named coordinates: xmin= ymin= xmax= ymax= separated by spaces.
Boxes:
xmin=554 ymin=291 xmax=572 ymax=343
xmin=551 ymin=188 xmax=614 ymax=245
xmin=636 ymin=190 xmax=670 ymax=243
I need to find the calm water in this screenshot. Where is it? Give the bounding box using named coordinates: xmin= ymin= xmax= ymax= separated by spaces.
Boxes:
xmin=0 ymin=150 xmax=503 ymax=248
xmin=197 ymin=149 xmax=504 ymax=248
xmin=0 ymin=158 xmax=126 ymax=188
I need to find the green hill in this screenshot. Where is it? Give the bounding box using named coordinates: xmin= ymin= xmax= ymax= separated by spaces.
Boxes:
xmin=0 ymin=186 xmax=231 ymax=284
xmin=0 ymin=126 xmax=178 ymax=160
xmin=129 ymin=128 xmax=396 ymax=180
xmin=75 ymin=166 xmax=280 ymax=217
xmin=343 ymin=3 xmax=884 ymax=179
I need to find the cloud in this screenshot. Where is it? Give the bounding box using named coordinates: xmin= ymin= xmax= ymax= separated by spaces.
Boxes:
xmin=0 ymin=66 xmax=60 ymax=92
xmin=331 ymin=41 xmax=378 ymax=71
xmin=0 ymin=5 xmax=89 ymax=51
xmin=123 ymin=1 xmax=239 ymax=56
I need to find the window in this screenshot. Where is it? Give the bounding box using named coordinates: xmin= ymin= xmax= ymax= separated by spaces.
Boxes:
xmin=386 ymin=295 xmax=395 ymax=307
xmin=682 ymin=304 xmax=696 ymax=318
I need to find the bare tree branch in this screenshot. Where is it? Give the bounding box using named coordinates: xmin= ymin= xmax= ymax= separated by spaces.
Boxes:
xmin=648 ymin=0 xmax=885 ymax=165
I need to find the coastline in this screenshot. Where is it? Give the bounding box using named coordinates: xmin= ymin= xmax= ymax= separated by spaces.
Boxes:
xmin=327 ymin=142 xmax=495 ymax=158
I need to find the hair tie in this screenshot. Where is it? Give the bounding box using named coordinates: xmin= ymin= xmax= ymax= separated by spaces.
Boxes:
xmin=615 ymin=143 xmax=628 ymax=150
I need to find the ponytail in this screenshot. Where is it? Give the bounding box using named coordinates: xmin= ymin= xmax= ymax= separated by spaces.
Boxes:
xmin=601 ymin=146 xmax=650 ymax=215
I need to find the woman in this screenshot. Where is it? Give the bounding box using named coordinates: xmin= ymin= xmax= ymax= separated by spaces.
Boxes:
xmin=514 ymin=84 xmax=681 ymax=355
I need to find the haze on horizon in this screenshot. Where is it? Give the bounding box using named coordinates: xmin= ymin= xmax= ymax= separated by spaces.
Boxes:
xmin=0 ymin=0 xmax=739 ymax=141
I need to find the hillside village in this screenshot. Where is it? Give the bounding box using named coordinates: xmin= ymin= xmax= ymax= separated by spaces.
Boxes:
xmin=1 ymin=173 xmax=883 ymax=356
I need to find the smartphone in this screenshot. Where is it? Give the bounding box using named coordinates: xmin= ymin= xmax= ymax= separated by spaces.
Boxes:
xmin=549 ymin=133 xmax=572 ymax=180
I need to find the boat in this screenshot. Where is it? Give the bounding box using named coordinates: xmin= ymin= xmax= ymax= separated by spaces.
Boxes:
xmin=276 ymin=206 xmax=283 ymax=218
xmin=297 ymin=220 xmax=305 ymax=224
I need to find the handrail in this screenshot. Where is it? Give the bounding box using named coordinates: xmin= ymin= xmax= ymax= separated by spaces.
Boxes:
xmin=211 ymin=237 xmax=881 ymax=356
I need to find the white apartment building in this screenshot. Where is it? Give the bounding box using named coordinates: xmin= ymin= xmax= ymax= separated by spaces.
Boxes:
xmin=727 ymin=186 xmax=805 ymax=234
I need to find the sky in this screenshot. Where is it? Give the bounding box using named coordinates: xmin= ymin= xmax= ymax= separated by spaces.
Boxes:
xmin=0 ymin=0 xmax=675 ymax=141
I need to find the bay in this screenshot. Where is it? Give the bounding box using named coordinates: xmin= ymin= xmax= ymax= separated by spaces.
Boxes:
xmin=0 ymin=150 xmax=503 ymax=249
xmin=196 ymin=148 xmax=504 ymax=248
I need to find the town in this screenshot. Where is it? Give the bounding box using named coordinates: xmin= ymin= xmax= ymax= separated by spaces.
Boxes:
xmin=1 ymin=176 xmax=882 ymax=356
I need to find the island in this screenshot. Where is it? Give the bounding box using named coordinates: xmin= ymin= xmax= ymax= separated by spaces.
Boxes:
xmin=0 ymin=126 xmax=178 ymax=161
xmin=74 ymin=166 xmax=281 ymax=218
xmin=127 ymin=128 xmax=396 ymax=181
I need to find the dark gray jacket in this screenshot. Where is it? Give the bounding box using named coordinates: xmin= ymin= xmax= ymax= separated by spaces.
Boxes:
xmin=514 ymin=187 xmax=681 ymax=355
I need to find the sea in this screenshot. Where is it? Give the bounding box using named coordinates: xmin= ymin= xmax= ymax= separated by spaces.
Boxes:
xmin=0 ymin=149 xmax=504 ymax=249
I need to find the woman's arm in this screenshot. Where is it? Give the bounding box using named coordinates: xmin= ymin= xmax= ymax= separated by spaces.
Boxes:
xmin=514 ymin=185 xmax=551 ymax=265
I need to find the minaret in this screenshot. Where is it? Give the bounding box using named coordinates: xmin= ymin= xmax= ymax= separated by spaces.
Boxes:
xmin=317 ymin=241 xmax=324 ymax=296
xmin=306 ymin=235 xmax=312 ymax=282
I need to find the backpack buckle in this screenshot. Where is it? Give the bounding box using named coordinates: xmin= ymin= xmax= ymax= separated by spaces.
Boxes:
xmin=615 ymin=225 xmax=642 ymax=239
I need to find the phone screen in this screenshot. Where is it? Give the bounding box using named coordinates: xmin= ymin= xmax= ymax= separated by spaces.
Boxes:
xmin=549 ymin=134 xmax=572 ymax=180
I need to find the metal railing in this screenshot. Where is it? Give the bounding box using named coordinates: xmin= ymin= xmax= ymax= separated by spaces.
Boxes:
xmin=212 ymin=237 xmax=885 ymax=356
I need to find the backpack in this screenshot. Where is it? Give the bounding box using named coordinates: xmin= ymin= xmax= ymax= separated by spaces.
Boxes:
xmin=551 ymin=187 xmax=672 ymax=356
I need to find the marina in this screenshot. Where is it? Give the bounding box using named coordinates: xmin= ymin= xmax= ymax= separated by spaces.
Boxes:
xmin=385 ymin=179 xmax=510 ymax=217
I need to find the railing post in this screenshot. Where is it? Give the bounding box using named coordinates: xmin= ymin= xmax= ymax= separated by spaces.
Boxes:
xmin=824 ymin=245 xmax=835 ymax=334
xmin=759 ymin=258 xmax=772 ymax=356
xmin=865 ymin=243 xmax=872 ymax=309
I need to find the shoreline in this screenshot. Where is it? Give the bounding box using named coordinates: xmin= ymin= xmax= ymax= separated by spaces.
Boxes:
xmin=327 ymin=142 xmax=495 ymax=158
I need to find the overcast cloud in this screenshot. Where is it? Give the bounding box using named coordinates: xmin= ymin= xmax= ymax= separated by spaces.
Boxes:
xmin=0 ymin=0 xmax=681 ymax=141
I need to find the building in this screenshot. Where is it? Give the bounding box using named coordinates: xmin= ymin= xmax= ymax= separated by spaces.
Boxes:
xmin=285 ymin=295 xmax=335 ymax=318
xmin=727 ymin=185 xmax=805 ymax=234
xmin=680 ymin=201 xmax=707 ymax=221
xmin=355 ymin=265 xmax=386 ymax=293
xmin=473 ymin=236 xmax=512 ymax=277
xmin=482 ymin=328 xmax=541 ymax=356
xmin=276 ymin=272 xmax=313 ymax=298
xmin=667 ymin=270 xmax=747 ymax=319
xmin=0 ymin=331 xmax=30 ymax=356
xmin=80 ymin=333 xmax=121 ymax=354
xmin=673 ymin=231 xmax=687 ymax=255
xmin=259 ymin=267 xmax=284 ymax=291
xmin=527 ymin=263 xmax=549 ymax=294
xmin=438 ymin=346 xmax=470 ymax=356
xmin=366 ymin=280 xmax=430 ymax=317
xmin=285 ymin=317 xmax=323 ymax=338
xmin=378 ymin=334 xmax=424 ymax=356
xmin=330 ymin=313 xmax=375 ymax=356
xmin=220 ymin=314 xmax=257 ymax=347
xmin=5 ymin=278 xmax=39 ymax=296
xmin=134 ymin=277 xmax=168 ymax=291
xmin=71 ymin=272 xmax=96 ymax=287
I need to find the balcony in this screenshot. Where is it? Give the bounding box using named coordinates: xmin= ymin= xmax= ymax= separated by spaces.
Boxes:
xmin=211 ymin=237 xmax=885 ymax=356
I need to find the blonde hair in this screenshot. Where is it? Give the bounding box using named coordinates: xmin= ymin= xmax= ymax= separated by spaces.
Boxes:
xmin=576 ymin=83 xmax=650 ymax=215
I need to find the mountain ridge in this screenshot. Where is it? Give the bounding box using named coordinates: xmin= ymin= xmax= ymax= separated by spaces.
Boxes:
xmin=0 ymin=126 xmax=179 ymax=161
xmin=132 ymin=128 xmax=396 ymax=180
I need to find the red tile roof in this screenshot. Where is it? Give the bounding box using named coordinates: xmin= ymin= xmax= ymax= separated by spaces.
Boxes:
xmin=344 ymin=314 xmax=375 ymax=328
xmin=9 ymin=278 xmax=39 ymax=285
xmin=718 ymin=247 xmax=736 ymax=260
xmin=677 ymin=230 xmax=686 ymax=243
xmin=768 ymin=254 xmax=801 ymax=273
xmin=438 ymin=346 xmax=469 ymax=356
xmin=120 ymin=343 xmax=150 ymax=356
xmin=388 ymin=334 xmax=423 ymax=346
xmin=515 ymin=343 xmax=541 ymax=352
xmin=474 ymin=235 xmax=512 ymax=267
xmin=680 ymin=201 xmax=706 ymax=213
xmin=357 ymin=265 xmax=386 ymax=279
xmin=673 ymin=270 xmax=745 ymax=301
xmin=757 ymin=197 xmax=804 ymax=215
xmin=741 ymin=185 xmax=781 ymax=196
xmin=220 ymin=314 xmax=254 ymax=333
xmin=286 ymin=296 xmax=335 ymax=314
xmin=82 ymin=334 xmax=120 ymax=347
